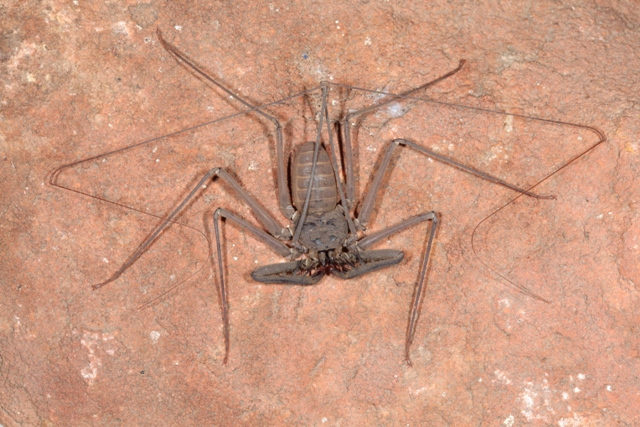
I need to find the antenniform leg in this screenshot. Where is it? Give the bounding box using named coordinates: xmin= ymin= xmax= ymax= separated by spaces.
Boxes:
xmin=341 ymin=60 xmax=467 ymax=208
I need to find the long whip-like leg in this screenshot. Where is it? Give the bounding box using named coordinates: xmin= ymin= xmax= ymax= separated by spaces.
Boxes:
xmin=321 ymin=85 xmax=358 ymax=237
xmin=93 ymin=168 xmax=288 ymax=289
xmin=357 ymin=210 xmax=439 ymax=366
xmin=212 ymin=208 xmax=292 ymax=364
xmin=291 ymin=85 xmax=329 ymax=246
xmin=340 ymin=60 xmax=466 ymax=207
xmin=157 ymin=29 xmax=296 ymax=219
xmin=354 ymin=135 xmax=554 ymax=364
xmin=357 ymin=139 xmax=552 ymax=229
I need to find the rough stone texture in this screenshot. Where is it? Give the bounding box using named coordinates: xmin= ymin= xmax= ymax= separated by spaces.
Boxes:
xmin=1 ymin=1 xmax=638 ymax=426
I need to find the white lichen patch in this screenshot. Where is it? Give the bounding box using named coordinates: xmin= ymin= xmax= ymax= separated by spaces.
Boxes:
xmin=494 ymin=369 xmax=512 ymax=385
xmin=79 ymin=330 xmax=116 ymax=386
xmin=386 ymin=102 xmax=408 ymax=118
xmin=490 ymin=371 xmax=592 ymax=424
xmin=111 ymin=21 xmax=129 ymax=36
xmin=519 ymin=377 xmax=559 ymax=423
xmin=558 ymin=413 xmax=582 ymax=427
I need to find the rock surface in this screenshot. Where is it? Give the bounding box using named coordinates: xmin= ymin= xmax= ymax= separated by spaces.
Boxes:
xmin=1 ymin=1 xmax=638 ymax=425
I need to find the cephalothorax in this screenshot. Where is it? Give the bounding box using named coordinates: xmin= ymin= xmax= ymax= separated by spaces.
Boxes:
xmin=251 ymin=140 xmax=404 ymax=286
xmin=50 ymin=29 xmax=605 ymax=365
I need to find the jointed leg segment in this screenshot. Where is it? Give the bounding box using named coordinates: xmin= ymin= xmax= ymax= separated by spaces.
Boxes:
xmin=157 ymin=29 xmax=295 ymax=220
xmin=94 ymin=167 xmax=288 ymax=290
xmin=342 ymin=70 xmax=554 ymax=362
xmin=212 ymin=208 xmax=293 ymax=364
xmin=341 ymin=60 xmax=467 ymax=207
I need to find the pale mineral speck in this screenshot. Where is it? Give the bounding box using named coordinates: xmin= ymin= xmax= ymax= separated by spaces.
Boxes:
xmin=494 ymin=369 xmax=512 ymax=385
xmin=111 ymin=21 xmax=129 ymax=36
xmin=503 ymin=114 xmax=514 ymax=132
xmin=558 ymin=413 xmax=582 ymax=427
xmin=386 ymin=102 xmax=407 ymax=118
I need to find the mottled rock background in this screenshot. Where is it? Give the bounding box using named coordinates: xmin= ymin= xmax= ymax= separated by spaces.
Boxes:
xmin=2 ymin=1 xmax=638 ymax=425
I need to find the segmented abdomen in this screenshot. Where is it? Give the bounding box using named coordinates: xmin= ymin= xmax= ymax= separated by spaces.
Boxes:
xmin=291 ymin=141 xmax=338 ymax=214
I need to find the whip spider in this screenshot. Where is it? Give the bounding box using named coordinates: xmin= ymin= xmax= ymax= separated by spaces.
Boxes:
xmin=51 ymin=30 xmax=605 ymax=364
